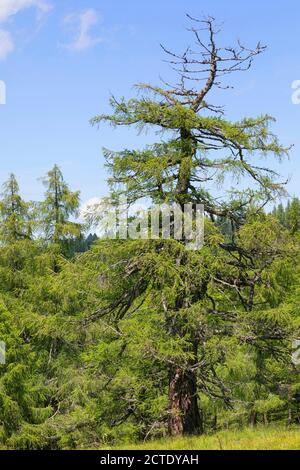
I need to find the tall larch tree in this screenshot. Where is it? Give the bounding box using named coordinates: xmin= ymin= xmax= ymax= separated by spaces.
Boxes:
xmin=40 ymin=165 xmax=81 ymax=251
xmin=90 ymin=15 xmax=290 ymax=436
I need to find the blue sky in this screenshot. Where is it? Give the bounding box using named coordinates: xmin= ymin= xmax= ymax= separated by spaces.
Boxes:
xmin=1 ymin=0 xmax=300 ymax=208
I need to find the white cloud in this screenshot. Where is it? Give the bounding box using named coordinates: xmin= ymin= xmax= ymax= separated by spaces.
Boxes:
xmin=0 ymin=30 xmax=14 ymax=59
xmin=0 ymin=0 xmax=51 ymax=59
xmin=63 ymin=9 xmax=103 ymax=52
xmin=0 ymin=0 xmax=51 ymax=23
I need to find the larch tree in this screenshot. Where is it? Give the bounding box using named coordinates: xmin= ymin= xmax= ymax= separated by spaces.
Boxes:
xmin=90 ymin=15 xmax=290 ymax=436
xmin=40 ymin=165 xmax=81 ymax=251
xmin=0 ymin=174 xmax=32 ymax=243
xmin=286 ymin=198 xmax=300 ymax=234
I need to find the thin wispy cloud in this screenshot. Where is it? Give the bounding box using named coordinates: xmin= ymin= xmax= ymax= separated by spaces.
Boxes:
xmin=0 ymin=0 xmax=52 ymax=59
xmin=0 ymin=0 xmax=51 ymax=22
xmin=63 ymin=9 xmax=103 ymax=52
xmin=0 ymin=30 xmax=14 ymax=59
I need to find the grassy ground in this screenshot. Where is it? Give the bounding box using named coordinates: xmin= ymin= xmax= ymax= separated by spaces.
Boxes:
xmin=106 ymin=427 xmax=300 ymax=450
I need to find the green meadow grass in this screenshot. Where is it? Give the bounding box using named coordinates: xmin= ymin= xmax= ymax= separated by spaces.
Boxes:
xmin=106 ymin=427 xmax=300 ymax=451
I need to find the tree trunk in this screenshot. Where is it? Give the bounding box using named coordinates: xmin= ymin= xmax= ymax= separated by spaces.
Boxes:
xmin=167 ymin=131 xmax=205 ymax=437
xmin=249 ymin=410 xmax=257 ymax=427
xmin=288 ymin=407 xmax=292 ymax=426
xmin=168 ymin=366 xmax=203 ymax=436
